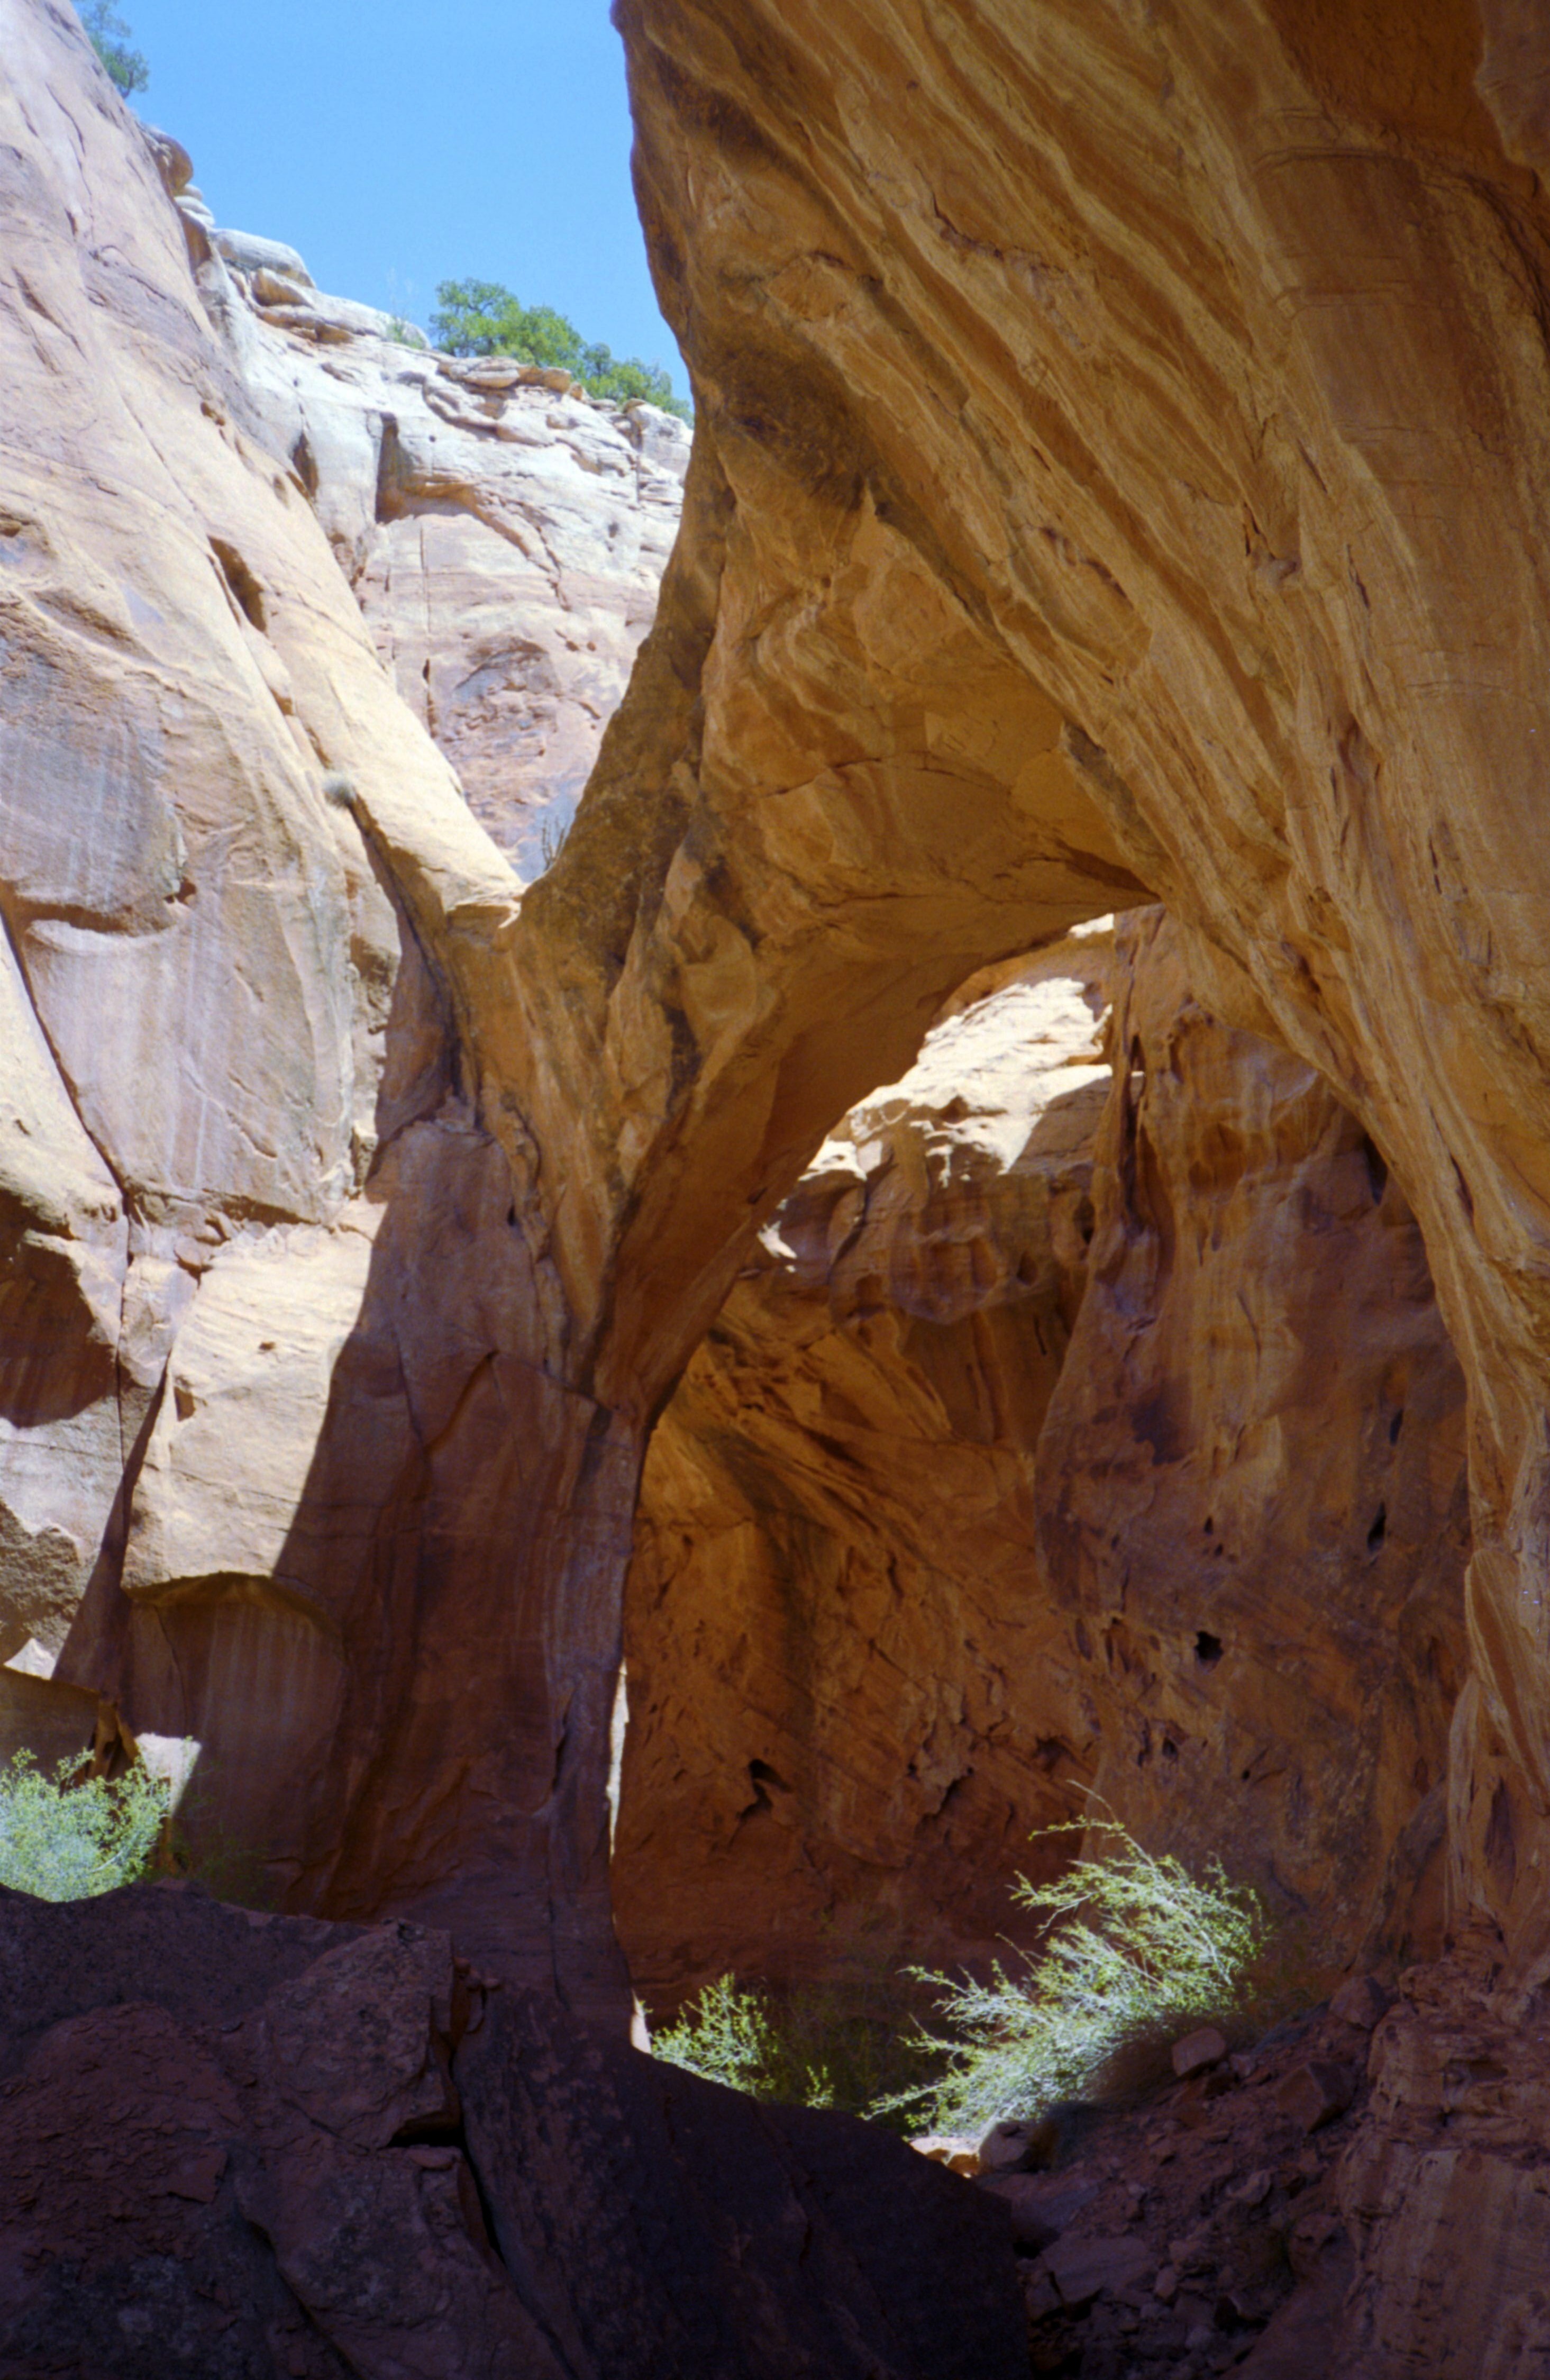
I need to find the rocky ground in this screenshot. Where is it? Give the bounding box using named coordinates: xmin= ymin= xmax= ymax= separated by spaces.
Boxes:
xmin=972 ymin=1987 xmax=1382 ymax=2378
xmin=908 ymin=1931 xmax=1550 ymax=2379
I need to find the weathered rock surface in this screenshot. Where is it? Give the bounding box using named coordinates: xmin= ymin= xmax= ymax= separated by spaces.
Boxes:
xmin=2 ymin=0 xmax=1139 ymax=2016
xmin=0 ymin=1880 xmax=1027 ymax=2380
xmin=220 ymin=261 xmax=689 ymax=875
xmin=617 ymin=911 xmax=1467 ymax=1999
xmin=610 ymin=0 xmax=1550 ymax=1979
xmin=932 ymin=1930 xmax=1550 ymax=2380
xmin=616 ymin=925 xmax=1112 ymax=1999
xmin=0 ymin=0 xmax=643 ymax=2010
xmin=1035 ymin=910 xmax=1469 ymax=1970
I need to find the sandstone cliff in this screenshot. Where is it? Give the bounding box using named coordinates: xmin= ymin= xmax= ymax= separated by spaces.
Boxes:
xmin=7 ymin=0 xmax=1550 ymax=2363
xmin=612 ymin=0 xmax=1550 ymax=1978
xmin=3 ymin=0 xmax=1145 ymax=2020
xmin=618 ymin=925 xmax=1112 ymax=2000
xmin=617 ymin=911 xmax=1468 ymax=2004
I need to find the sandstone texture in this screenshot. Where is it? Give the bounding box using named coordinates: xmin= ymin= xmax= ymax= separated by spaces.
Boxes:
xmin=0 ymin=1880 xmax=1027 ymax=2380
xmin=617 ymin=911 xmax=1467 ymax=2001
xmin=1 ymin=0 xmax=1144 ymax=2016
xmin=611 ymin=0 xmax=1550 ymax=1977
xmin=617 ymin=924 xmax=1112 ymax=1999
xmin=1035 ymin=910 xmax=1469 ymax=1969
xmin=224 ymin=274 xmax=688 ymax=878
xmin=0 ymin=0 xmax=647 ymax=2013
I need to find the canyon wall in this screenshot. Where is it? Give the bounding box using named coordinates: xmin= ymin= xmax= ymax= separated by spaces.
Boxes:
xmin=3 ymin=0 xmax=1544 ymax=2078
xmin=0 ymin=0 xmax=695 ymax=2012
xmin=617 ymin=926 xmax=1111 ymax=2001
xmin=3 ymin=0 xmax=1147 ymax=2016
xmin=612 ymin=0 xmax=1550 ymax=1968
xmin=617 ymin=910 xmax=1469 ymax=2006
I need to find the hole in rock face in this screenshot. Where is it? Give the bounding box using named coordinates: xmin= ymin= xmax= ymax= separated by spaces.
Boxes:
xmin=1160 ymin=1737 xmax=1179 ymax=1762
xmin=290 ymin=431 xmax=318 ymax=499
xmin=1367 ymin=1504 xmax=1388 ymax=1554
xmin=1389 ymin=1407 xmax=1405 ymax=1443
xmin=1195 ymin=1631 xmax=1224 ymax=1668
xmin=210 ymin=538 xmax=267 ymax=632
xmin=1361 ymin=1132 xmax=1389 ymax=1202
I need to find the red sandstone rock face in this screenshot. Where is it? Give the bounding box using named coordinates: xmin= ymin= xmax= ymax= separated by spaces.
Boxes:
xmin=617 ymin=928 xmax=1112 ymax=2001
xmin=0 ymin=0 xmax=1539 ymax=2133
xmin=1 ymin=0 xmax=1141 ymax=2015
xmin=1035 ymin=910 xmax=1469 ymax=1970
xmin=610 ymin=0 xmax=1550 ymax=1972
xmin=617 ymin=912 xmax=1467 ymax=2003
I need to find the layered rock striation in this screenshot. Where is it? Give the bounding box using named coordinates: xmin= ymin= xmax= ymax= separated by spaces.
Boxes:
xmin=611 ymin=0 xmax=1550 ymax=1974
xmin=147 ymin=119 xmax=690 ymax=877
xmin=617 ymin=925 xmax=1113 ymax=1999
xmin=2 ymin=0 xmax=1143 ymax=2015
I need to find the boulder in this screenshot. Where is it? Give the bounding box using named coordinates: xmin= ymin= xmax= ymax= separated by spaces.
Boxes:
xmin=0 ymin=1883 xmax=1030 ymax=2380
xmin=1275 ymin=2062 xmax=1357 ymax=2134
xmin=978 ymin=2116 xmax=1047 ymax=2174
xmin=212 ymin=225 xmax=315 ymax=285
xmin=1172 ymin=2026 xmax=1229 ymax=2080
xmin=1329 ymin=1975 xmax=1393 ymax=2032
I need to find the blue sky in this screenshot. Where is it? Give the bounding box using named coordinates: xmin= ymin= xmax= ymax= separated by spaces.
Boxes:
xmin=113 ymin=0 xmax=686 ymax=397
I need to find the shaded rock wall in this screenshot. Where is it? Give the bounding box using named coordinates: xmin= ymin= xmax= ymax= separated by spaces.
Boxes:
xmin=611 ymin=0 xmax=1550 ymax=1963
xmin=0 ymin=0 xmax=1536 ymax=2074
xmin=617 ymin=911 xmax=1468 ymax=2003
xmin=1036 ymin=910 xmax=1469 ymax=1967
xmin=0 ymin=0 xmax=640 ymax=2010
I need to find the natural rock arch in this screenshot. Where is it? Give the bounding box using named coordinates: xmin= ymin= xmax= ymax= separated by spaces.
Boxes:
xmin=10 ymin=0 xmax=1550 ymax=2020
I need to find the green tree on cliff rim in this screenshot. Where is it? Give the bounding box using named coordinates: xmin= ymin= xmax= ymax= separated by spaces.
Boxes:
xmin=432 ymin=279 xmax=691 ymax=420
xmin=83 ymin=1 xmax=148 ymax=95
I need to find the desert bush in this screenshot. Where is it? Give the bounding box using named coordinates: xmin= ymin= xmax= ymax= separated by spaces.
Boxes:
xmin=0 ymin=1750 xmax=169 ymax=1901
xmin=653 ymin=1970 xmax=938 ymax=2129
xmin=885 ymin=1821 xmax=1269 ymax=2133
xmin=431 ymin=279 xmax=691 ymax=419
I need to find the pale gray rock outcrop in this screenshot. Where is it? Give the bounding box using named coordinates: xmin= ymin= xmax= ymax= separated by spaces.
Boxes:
xmin=185 ymin=205 xmax=689 ymax=878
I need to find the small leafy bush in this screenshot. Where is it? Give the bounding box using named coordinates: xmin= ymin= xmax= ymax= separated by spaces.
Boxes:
xmin=655 ymin=1975 xmax=830 ymax=2103
xmin=889 ymin=1821 xmax=1268 ymax=2133
xmin=431 ymin=279 xmax=691 ymax=419
xmin=653 ymin=1971 xmax=937 ymax=2128
xmin=0 ymin=1750 xmax=170 ymax=1901
xmin=82 ymin=2 xmax=148 ymax=95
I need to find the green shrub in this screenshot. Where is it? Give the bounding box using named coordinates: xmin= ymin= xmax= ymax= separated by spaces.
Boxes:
xmin=653 ymin=1971 xmax=937 ymax=2128
xmin=81 ymin=2 xmax=148 ymax=96
xmin=431 ymin=279 xmax=691 ymax=420
xmin=886 ymin=1821 xmax=1269 ymax=2134
xmin=655 ymin=1975 xmax=830 ymax=2103
xmin=0 ymin=1749 xmax=170 ymax=1901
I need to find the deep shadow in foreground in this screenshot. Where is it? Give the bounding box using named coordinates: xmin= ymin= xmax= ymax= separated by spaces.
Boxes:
xmin=0 ymin=1881 xmax=1025 ymax=2379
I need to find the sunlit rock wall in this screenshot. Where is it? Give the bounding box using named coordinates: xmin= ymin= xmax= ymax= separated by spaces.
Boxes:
xmin=616 ymin=928 xmax=1111 ymax=2001
xmin=613 ymin=0 xmax=1550 ymax=1972
xmin=618 ymin=911 xmax=1467 ymax=2003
